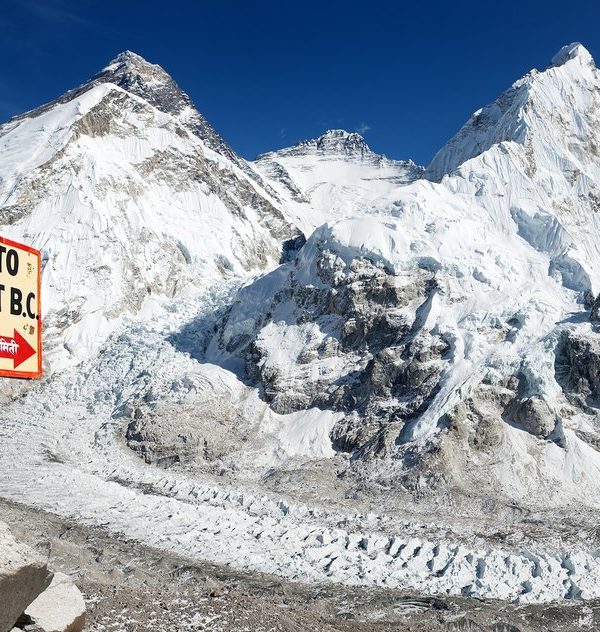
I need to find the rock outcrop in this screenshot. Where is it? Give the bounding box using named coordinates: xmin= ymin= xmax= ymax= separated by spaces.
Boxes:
xmin=212 ymin=239 xmax=451 ymax=456
xmin=0 ymin=522 xmax=49 ymax=632
xmin=24 ymin=572 xmax=85 ymax=632
xmin=556 ymin=330 xmax=600 ymax=408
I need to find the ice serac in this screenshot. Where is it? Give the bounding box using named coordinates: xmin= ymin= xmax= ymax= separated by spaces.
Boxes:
xmin=213 ymin=42 xmax=600 ymax=506
xmin=255 ymin=129 xmax=423 ymax=232
xmin=0 ymin=51 xmax=299 ymax=369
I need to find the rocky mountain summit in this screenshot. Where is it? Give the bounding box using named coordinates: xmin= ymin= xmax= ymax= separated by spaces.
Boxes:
xmin=266 ymin=129 xmax=381 ymax=159
xmin=0 ymin=51 xmax=299 ymax=368
xmin=14 ymin=50 xmax=274 ymax=194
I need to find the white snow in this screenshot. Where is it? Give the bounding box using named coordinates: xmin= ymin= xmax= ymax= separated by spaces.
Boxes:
xmin=254 ymin=130 xmax=421 ymax=233
xmin=2 ymin=45 xmax=600 ymax=606
xmin=275 ymin=408 xmax=341 ymax=459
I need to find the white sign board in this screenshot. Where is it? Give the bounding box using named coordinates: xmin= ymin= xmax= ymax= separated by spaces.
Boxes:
xmin=0 ymin=236 xmax=42 ymax=379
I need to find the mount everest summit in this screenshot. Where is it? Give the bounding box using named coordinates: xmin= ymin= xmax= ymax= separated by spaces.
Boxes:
xmin=0 ymin=51 xmax=298 ymax=368
xmin=2 ymin=43 xmax=600 ymax=606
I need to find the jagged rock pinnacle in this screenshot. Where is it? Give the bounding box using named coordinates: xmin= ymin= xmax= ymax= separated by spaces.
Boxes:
xmin=277 ymin=128 xmax=373 ymax=159
xmin=94 ymin=51 xmax=180 ymax=106
xmin=314 ymin=129 xmax=369 ymax=154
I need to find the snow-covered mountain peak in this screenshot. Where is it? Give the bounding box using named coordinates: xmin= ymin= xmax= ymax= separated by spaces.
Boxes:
xmin=102 ymin=49 xmax=157 ymax=71
xmin=86 ymin=51 xmax=279 ymax=196
xmin=8 ymin=50 xmax=231 ymax=162
xmin=254 ymin=128 xmax=423 ymax=231
xmin=426 ymin=41 xmax=599 ymax=180
xmin=550 ymin=41 xmax=594 ymax=68
xmin=264 ymin=128 xmax=373 ymax=160
xmin=0 ymin=50 xmax=299 ymax=369
xmin=101 ymin=50 xmax=162 ymax=75
xmin=93 ymin=50 xmax=192 ymax=118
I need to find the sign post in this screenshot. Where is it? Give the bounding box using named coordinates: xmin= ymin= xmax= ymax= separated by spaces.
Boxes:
xmin=0 ymin=236 xmax=42 ymax=379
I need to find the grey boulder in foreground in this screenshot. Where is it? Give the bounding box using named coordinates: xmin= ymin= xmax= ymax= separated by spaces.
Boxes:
xmin=0 ymin=521 xmax=48 ymax=632
xmin=24 ymin=572 xmax=85 ymax=632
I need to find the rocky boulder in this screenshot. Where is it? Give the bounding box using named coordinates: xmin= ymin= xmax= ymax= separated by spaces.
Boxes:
xmin=505 ymin=395 xmax=560 ymax=440
xmin=556 ymin=329 xmax=600 ymax=408
xmin=0 ymin=521 xmax=49 ymax=632
xmin=25 ymin=572 xmax=85 ymax=632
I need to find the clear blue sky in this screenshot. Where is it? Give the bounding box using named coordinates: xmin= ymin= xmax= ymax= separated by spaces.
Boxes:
xmin=1 ymin=0 xmax=599 ymax=165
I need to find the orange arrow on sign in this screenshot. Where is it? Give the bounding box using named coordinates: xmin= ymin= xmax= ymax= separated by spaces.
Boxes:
xmin=0 ymin=329 xmax=36 ymax=369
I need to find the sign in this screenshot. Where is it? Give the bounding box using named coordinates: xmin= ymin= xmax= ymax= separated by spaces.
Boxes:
xmin=0 ymin=236 xmax=41 ymax=379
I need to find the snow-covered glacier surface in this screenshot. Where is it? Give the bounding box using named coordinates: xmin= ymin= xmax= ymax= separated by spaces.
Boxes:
xmin=2 ymin=44 xmax=600 ymax=605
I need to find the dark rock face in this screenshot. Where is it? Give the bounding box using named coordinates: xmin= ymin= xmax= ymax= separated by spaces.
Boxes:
xmin=214 ymin=234 xmax=585 ymax=461
xmin=120 ymin=373 xmax=244 ymax=469
xmin=92 ymin=51 xmax=192 ymax=116
xmin=216 ymin=248 xmax=451 ymax=455
xmin=311 ymin=129 xmax=372 ymax=158
xmin=504 ymin=395 xmax=562 ymax=443
xmin=252 ymin=158 xmax=308 ymax=202
xmin=280 ymin=234 xmax=307 ymax=263
xmin=459 ymin=371 xmax=565 ymax=448
xmin=589 ymin=293 xmax=600 ymax=322
xmin=555 ymin=330 xmax=600 ymax=408
xmin=260 ymin=129 xmax=374 ymax=160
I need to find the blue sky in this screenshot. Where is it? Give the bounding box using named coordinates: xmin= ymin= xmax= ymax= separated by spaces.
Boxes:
xmin=1 ymin=0 xmax=599 ymax=165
